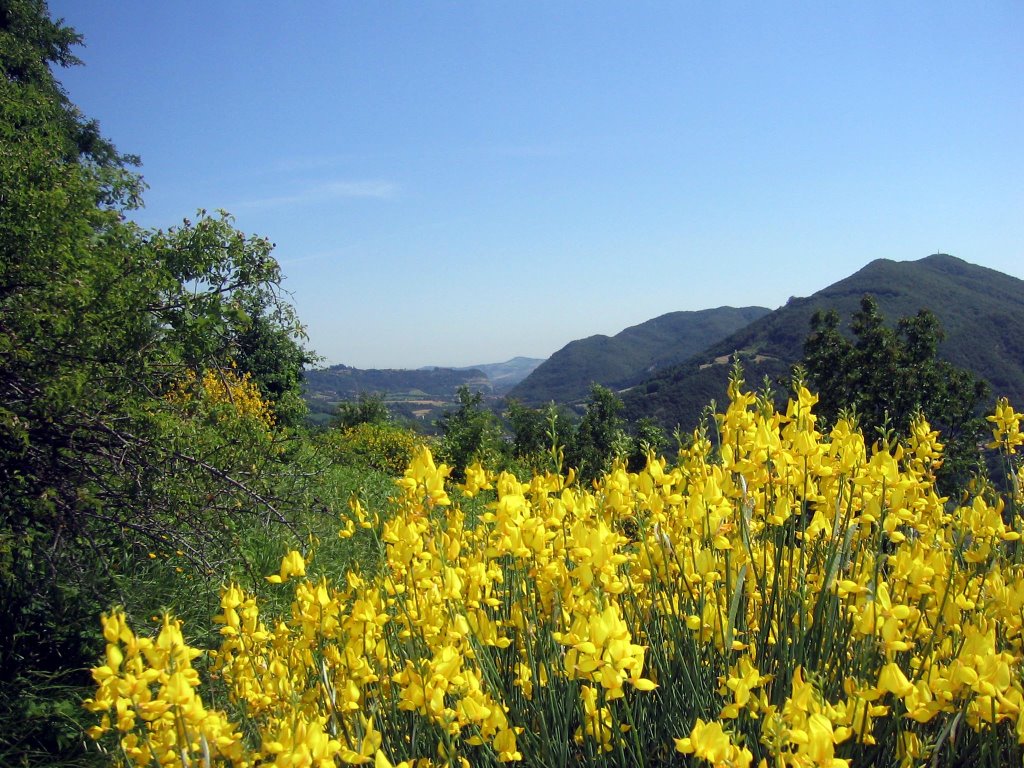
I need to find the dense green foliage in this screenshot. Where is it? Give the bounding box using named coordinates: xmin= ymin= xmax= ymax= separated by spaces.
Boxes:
xmin=231 ymin=292 xmax=315 ymax=429
xmin=1 ymin=3 xmax=313 ymax=761
xmin=564 ymin=384 xmax=632 ymax=482
xmin=316 ymin=422 xmax=427 ymax=476
xmin=436 ymin=386 xmax=505 ymax=478
xmin=504 ymin=398 xmax=553 ymax=460
xmin=504 ymin=398 xmax=574 ymax=472
xmin=510 ymin=306 xmax=770 ymax=404
xmin=804 ymin=295 xmax=988 ymax=489
xmin=332 ymin=392 xmax=391 ymax=430
xmin=434 ymin=385 xmax=664 ymax=485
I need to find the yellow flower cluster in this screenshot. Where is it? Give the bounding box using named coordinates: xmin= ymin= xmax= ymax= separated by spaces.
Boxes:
xmin=88 ymin=385 xmax=1024 ymax=766
xmin=84 ymin=612 xmax=244 ymax=766
xmin=989 ymin=397 xmax=1024 ymax=455
xmin=168 ymin=366 xmax=275 ymax=429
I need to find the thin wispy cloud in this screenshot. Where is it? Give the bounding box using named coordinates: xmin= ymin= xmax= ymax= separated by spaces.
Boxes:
xmin=236 ymin=180 xmax=398 ymax=209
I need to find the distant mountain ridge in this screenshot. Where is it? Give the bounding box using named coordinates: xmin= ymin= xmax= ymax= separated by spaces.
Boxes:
xmin=424 ymin=357 xmax=545 ymax=394
xmin=622 ymin=254 xmax=1024 ymax=430
xmin=509 ymin=306 xmax=771 ymax=404
xmin=302 ymin=357 xmax=543 ymax=425
xmin=304 ymin=364 xmax=489 ymax=400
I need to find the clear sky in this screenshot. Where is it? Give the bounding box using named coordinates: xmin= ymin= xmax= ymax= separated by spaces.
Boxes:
xmin=48 ymin=1 xmax=1023 ymax=369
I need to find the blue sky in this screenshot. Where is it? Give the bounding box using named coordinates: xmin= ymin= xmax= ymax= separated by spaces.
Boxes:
xmin=49 ymin=1 xmax=1023 ymax=369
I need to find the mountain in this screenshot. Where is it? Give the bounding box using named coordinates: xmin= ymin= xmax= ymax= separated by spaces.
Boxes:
xmin=305 ymin=364 xmax=490 ymax=399
xmin=622 ymin=254 xmax=1024 ymax=430
xmin=303 ymin=364 xmax=491 ymax=425
xmin=508 ymin=306 xmax=772 ymax=405
xmin=447 ymin=357 xmax=545 ymax=394
xmin=303 ymin=357 xmax=544 ymax=427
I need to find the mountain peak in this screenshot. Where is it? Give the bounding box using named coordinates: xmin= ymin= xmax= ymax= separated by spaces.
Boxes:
xmin=623 ymin=255 xmax=1024 ymax=431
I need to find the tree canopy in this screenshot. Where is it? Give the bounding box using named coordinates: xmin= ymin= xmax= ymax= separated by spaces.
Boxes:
xmin=802 ymin=295 xmax=989 ymax=487
xmin=1 ymin=2 xmax=312 ymax=758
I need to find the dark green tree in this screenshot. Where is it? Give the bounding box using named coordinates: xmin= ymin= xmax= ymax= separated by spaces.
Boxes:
xmin=231 ymin=293 xmax=313 ymax=428
xmin=505 ymin=399 xmax=574 ymax=473
xmin=505 ymin=399 xmax=549 ymax=459
xmin=1 ymin=0 xmax=143 ymax=195
xmin=333 ymin=392 xmax=390 ymax=430
xmin=566 ymin=384 xmax=631 ymax=483
xmin=437 ymin=387 xmax=504 ymax=478
xmin=803 ymin=295 xmax=989 ymax=488
xmin=626 ymin=416 xmax=666 ymax=472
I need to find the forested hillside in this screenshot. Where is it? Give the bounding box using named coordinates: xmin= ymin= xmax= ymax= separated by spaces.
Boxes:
xmin=623 ymin=254 xmax=1024 ymax=430
xmin=509 ymin=306 xmax=770 ymax=404
xmin=305 ymin=364 xmax=490 ymax=401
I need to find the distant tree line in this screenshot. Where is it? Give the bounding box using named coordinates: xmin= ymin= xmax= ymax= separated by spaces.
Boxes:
xmin=336 ymin=384 xmax=668 ymax=485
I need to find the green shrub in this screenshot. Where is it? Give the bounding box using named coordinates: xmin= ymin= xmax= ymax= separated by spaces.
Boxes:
xmin=319 ymin=422 xmax=428 ymax=476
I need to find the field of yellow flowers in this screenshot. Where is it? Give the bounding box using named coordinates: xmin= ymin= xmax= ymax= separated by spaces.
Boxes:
xmin=86 ymin=381 xmax=1024 ymax=767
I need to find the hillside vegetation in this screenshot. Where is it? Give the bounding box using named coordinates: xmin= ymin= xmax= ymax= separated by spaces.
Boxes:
xmin=623 ymin=254 xmax=1024 ymax=431
xmin=509 ymin=306 xmax=770 ymax=404
xmin=303 ymin=364 xmax=491 ymax=425
xmin=306 ymin=364 xmax=490 ymax=399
